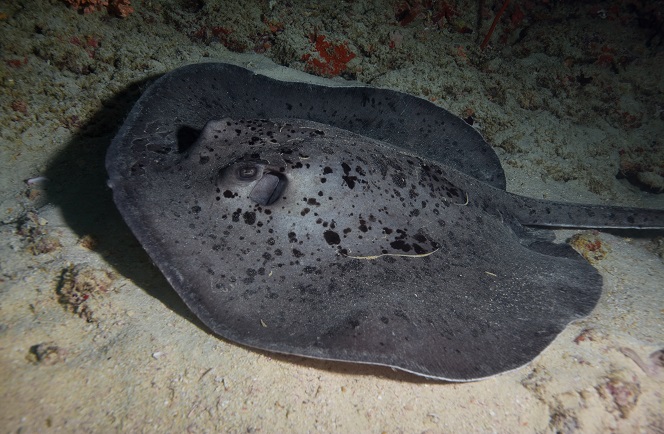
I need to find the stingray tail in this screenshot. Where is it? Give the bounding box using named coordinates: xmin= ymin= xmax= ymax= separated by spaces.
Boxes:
xmin=508 ymin=193 xmax=664 ymax=229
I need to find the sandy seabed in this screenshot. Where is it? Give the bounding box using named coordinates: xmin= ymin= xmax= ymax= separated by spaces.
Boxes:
xmin=1 ymin=0 xmax=663 ymax=432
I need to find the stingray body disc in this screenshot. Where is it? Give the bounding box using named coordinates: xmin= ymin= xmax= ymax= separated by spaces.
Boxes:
xmin=108 ymin=116 xmax=602 ymax=381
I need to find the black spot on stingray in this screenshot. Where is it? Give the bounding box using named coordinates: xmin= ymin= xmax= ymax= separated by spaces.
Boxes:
xmin=242 ymin=211 xmax=256 ymax=225
xmin=190 ymin=205 xmax=201 ymax=214
xmin=223 ymin=190 xmax=234 ymax=198
xmin=390 ymin=240 xmax=411 ymax=252
xmin=323 ymin=166 xmax=333 ymax=174
xmin=292 ymin=249 xmax=305 ymax=258
xmin=413 ymin=244 xmax=426 ymax=254
xmin=324 ymin=230 xmax=341 ymax=245
xmin=303 ymin=265 xmax=319 ymax=274
xmin=392 ymin=173 xmax=407 ymax=188
xmin=342 ymin=175 xmax=358 ymax=189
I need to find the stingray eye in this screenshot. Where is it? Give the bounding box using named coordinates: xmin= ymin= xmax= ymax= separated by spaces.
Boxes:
xmin=249 ymin=172 xmax=287 ymax=206
xmin=237 ymin=165 xmax=260 ymax=181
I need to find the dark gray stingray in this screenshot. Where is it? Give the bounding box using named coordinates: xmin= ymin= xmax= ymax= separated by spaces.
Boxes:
xmin=106 ymin=63 xmax=664 ymax=381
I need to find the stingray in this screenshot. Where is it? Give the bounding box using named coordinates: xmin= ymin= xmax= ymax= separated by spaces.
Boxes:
xmin=106 ymin=63 xmax=664 ymax=381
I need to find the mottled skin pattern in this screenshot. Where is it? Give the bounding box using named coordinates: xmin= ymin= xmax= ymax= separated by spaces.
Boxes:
xmin=110 ymin=117 xmax=658 ymax=381
xmin=106 ymin=64 xmax=664 ymax=381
